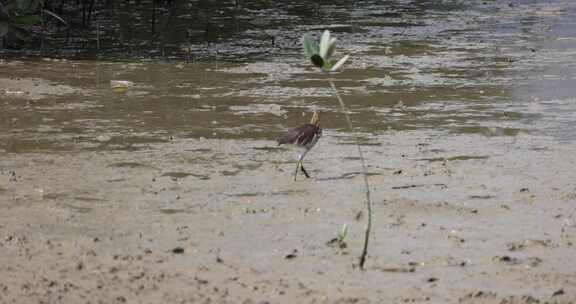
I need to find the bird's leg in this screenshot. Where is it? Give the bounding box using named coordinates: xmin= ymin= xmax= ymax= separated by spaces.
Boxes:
xmin=300 ymin=163 xmax=310 ymax=178
xmin=294 ymin=152 xmax=308 ymax=181
xmin=294 ymin=161 xmax=301 ymax=181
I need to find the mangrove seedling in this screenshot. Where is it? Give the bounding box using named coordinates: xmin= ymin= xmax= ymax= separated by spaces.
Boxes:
xmin=302 ymin=30 xmax=373 ymax=270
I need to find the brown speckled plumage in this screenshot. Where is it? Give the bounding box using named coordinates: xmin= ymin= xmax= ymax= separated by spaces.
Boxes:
xmin=277 ymin=112 xmax=322 ymax=180
xmin=277 ymin=123 xmax=321 ymax=147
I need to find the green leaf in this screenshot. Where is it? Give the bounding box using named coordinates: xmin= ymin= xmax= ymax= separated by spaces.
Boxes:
xmin=338 ymin=224 xmax=349 ymax=242
xmin=302 ymin=33 xmax=317 ymax=58
xmin=325 ymin=37 xmax=337 ymax=61
xmin=12 ymin=14 xmax=41 ymax=26
xmin=322 ymin=60 xmax=332 ymax=70
xmin=319 ymin=30 xmax=330 ymax=59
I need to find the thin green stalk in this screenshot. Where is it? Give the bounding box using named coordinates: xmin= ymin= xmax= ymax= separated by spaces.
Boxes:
xmin=325 ymin=73 xmax=372 ymax=270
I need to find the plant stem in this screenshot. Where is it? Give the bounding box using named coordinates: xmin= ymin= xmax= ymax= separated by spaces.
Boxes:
xmin=325 ymin=72 xmax=372 ymax=270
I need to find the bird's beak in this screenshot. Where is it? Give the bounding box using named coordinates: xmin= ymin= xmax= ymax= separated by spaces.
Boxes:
xmin=310 ymin=112 xmax=320 ymax=126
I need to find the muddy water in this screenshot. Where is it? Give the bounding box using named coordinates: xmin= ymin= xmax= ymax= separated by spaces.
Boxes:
xmin=2 ymin=1 xmax=576 ymax=303
xmin=0 ymin=1 xmax=573 ymax=152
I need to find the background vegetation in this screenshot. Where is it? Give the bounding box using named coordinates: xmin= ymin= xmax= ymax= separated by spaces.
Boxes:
xmin=0 ymin=0 xmax=467 ymax=59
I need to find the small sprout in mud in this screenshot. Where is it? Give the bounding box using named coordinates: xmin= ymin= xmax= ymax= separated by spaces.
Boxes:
xmin=171 ymin=247 xmax=185 ymax=254
xmin=302 ymin=30 xmax=349 ymax=72
xmin=327 ymin=224 xmax=349 ymax=249
xmin=492 ymin=255 xmax=517 ymax=264
xmin=426 ymin=277 xmax=439 ymax=283
xmin=338 ymin=223 xmax=349 ymax=244
xmin=553 ymin=289 xmax=565 ymax=297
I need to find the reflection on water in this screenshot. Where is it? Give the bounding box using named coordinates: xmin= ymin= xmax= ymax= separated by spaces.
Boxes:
xmin=0 ymin=0 xmax=575 ymax=152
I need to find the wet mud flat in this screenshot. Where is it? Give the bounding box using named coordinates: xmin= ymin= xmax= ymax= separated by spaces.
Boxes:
xmin=1 ymin=130 xmax=576 ymax=303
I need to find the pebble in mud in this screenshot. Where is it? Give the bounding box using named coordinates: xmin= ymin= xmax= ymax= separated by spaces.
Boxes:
xmin=284 ymin=249 xmax=298 ymax=260
xmin=493 ymin=255 xmax=518 ymax=264
xmin=492 ymin=255 xmax=543 ymax=268
xmin=171 ymin=247 xmax=185 ymax=254
xmin=459 ymin=291 xmax=554 ymax=304
xmin=552 ymin=289 xmax=564 ymax=296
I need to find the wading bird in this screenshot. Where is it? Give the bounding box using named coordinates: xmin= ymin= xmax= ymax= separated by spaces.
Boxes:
xmin=277 ymin=112 xmax=322 ymax=180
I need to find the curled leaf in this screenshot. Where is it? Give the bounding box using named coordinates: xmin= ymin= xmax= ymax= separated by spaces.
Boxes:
xmin=302 ymin=30 xmax=350 ymax=71
xmin=330 ymin=54 xmax=349 ymax=72
xmin=325 ymin=37 xmax=337 ymax=60
xmin=319 ymin=30 xmax=331 ymax=59
xmin=302 ymin=33 xmax=317 ymax=58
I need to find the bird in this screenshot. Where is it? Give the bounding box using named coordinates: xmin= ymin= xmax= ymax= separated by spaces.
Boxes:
xmin=277 ymin=111 xmax=322 ymax=180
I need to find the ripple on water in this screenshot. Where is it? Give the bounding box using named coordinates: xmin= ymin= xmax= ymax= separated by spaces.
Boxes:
xmin=229 ymin=104 xmax=287 ymax=116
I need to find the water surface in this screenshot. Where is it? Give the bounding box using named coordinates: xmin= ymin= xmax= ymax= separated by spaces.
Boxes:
xmin=1 ymin=0 xmax=575 ymax=151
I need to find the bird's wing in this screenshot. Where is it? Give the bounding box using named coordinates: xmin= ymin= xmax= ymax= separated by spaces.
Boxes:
xmin=277 ymin=124 xmax=317 ymax=146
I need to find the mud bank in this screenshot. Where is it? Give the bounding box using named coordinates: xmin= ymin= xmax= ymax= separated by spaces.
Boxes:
xmin=1 ymin=131 xmax=576 ymax=303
